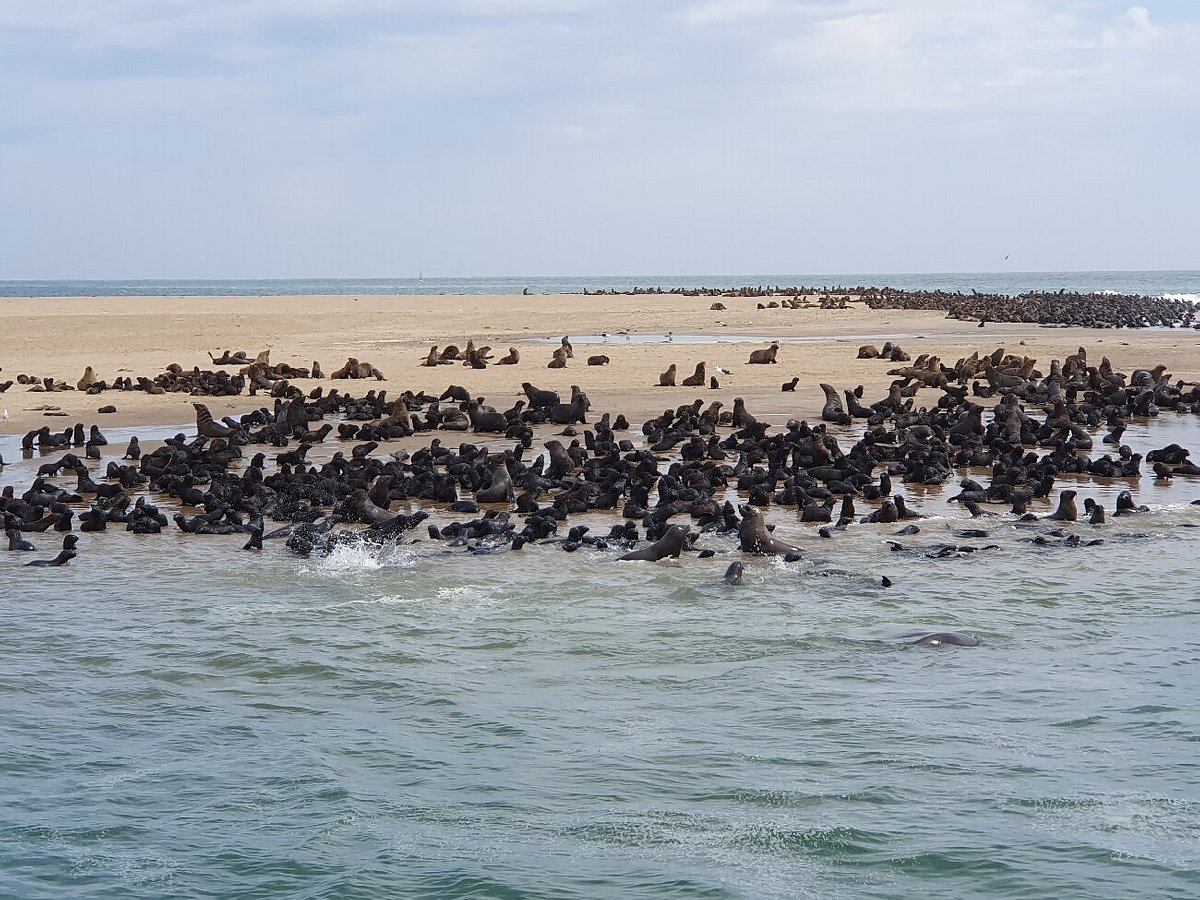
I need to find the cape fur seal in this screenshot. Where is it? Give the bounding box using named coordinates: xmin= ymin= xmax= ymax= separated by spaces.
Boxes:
xmin=193 ymin=402 xmax=237 ymax=439
xmin=747 ymin=342 xmax=780 ymax=364
xmin=618 ymin=523 xmax=689 ymax=560
xmin=738 ymin=505 xmax=801 ymax=558
xmin=681 ymin=362 xmax=706 ymax=387
xmin=892 ymin=630 xmax=980 ymax=647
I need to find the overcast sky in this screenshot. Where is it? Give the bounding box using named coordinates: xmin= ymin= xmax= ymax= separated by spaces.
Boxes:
xmin=1 ymin=0 xmax=1197 ymax=278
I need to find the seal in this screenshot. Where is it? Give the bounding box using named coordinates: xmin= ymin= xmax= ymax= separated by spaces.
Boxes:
xmin=747 ymin=341 xmax=780 ymax=364
xmin=659 ymin=364 xmax=677 ymax=386
xmin=475 ymin=458 xmax=515 ymax=503
xmin=681 ymin=362 xmax=706 ymax=387
xmin=722 ymin=561 xmax=745 ymax=585
xmin=193 ymin=402 xmax=237 ymax=439
xmin=892 ymin=630 xmax=980 ymax=647
xmin=522 ymin=382 xmax=560 ymax=407
xmin=1046 ymin=489 xmax=1078 ymax=522
xmin=497 ymin=348 xmax=520 ymax=365
xmin=738 ymin=504 xmax=801 ymax=558
xmin=781 ymin=377 xmax=798 ymax=392
xmin=24 ymin=535 xmax=78 ymax=567
xmin=6 ymin=526 xmax=36 ymax=551
xmin=618 ymin=523 xmax=689 ymax=560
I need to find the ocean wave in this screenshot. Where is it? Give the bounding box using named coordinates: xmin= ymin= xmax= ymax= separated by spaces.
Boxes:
xmin=1161 ymin=293 xmax=1199 ymax=303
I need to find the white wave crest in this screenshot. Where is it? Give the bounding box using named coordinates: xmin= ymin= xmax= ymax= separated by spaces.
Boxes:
xmin=313 ymin=540 xmax=417 ymax=574
xmin=1161 ymin=293 xmax=1199 ymax=303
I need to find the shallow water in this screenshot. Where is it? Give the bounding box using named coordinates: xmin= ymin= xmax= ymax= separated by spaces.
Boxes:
xmin=3 ymin=413 xmax=1200 ymax=898
xmin=536 ymin=333 xmax=935 ymax=346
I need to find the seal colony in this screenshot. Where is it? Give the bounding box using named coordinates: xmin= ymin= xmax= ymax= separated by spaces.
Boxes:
xmin=4 ymin=329 xmax=1199 ymax=613
xmin=4 ymin=284 xmax=1200 ymax=655
xmin=585 ymin=285 xmax=1196 ymax=329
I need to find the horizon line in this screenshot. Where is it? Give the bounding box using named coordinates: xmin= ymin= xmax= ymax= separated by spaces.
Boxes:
xmin=2 ymin=268 xmax=1199 ymax=283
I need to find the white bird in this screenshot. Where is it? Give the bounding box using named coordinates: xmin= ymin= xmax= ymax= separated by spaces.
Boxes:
xmin=715 ymin=366 xmax=731 ymax=376
xmin=2 ymin=408 xmax=8 ymax=422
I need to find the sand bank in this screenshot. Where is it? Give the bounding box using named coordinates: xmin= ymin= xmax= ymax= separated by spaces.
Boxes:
xmin=2 ymin=293 xmax=1198 ymax=436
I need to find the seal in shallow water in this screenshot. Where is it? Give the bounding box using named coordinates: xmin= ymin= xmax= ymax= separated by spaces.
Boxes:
xmin=891 ymin=630 xmax=980 ymax=647
xmin=1046 ymin=489 xmax=1078 ymax=522
xmin=618 ymin=523 xmax=689 ymax=560
xmin=738 ymin=504 xmax=801 ymax=558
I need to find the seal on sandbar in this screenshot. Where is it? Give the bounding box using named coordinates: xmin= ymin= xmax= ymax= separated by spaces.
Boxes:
xmin=193 ymin=402 xmax=237 ymax=439
xmin=747 ymin=342 xmax=780 ymax=364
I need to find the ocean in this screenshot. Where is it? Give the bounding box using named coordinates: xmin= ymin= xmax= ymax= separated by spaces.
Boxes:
xmin=2 ymin=273 xmax=1200 ymax=897
xmin=1 ymin=270 xmax=1199 ymax=301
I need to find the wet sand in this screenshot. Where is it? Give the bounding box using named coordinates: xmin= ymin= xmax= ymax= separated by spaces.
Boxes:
xmin=2 ymin=293 xmax=1199 ymax=436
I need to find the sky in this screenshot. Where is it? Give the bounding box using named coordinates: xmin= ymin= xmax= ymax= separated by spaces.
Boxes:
xmin=0 ymin=0 xmax=1197 ymax=278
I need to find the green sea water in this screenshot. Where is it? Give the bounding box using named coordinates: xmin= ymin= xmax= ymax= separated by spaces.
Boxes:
xmin=3 ymin=410 xmax=1200 ymax=898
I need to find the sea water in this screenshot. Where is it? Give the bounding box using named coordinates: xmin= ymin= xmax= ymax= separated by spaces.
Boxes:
xmin=1 ymin=271 xmax=1199 ymax=301
xmin=2 ymin=405 xmax=1200 ymax=897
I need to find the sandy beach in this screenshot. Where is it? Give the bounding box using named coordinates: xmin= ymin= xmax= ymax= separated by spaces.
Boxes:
xmin=1 ymin=292 xmax=1198 ymax=436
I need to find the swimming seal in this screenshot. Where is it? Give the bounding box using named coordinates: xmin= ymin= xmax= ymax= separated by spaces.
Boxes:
xmin=25 ymin=535 xmax=78 ymax=567
xmin=722 ymin=561 xmax=745 ymax=585
xmin=618 ymin=523 xmax=689 ymax=560
xmin=892 ymin=630 xmax=980 ymax=647
xmin=738 ymin=504 xmax=801 ymax=558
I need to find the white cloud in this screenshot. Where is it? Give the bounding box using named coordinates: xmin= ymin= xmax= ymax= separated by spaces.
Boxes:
xmin=1100 ymin=5 xmax=1157 ymax=48
xmin=0 ymin=0 xmax=1197 ymax=276
xmin=677 ymin=0 xmax=782 ymax=27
